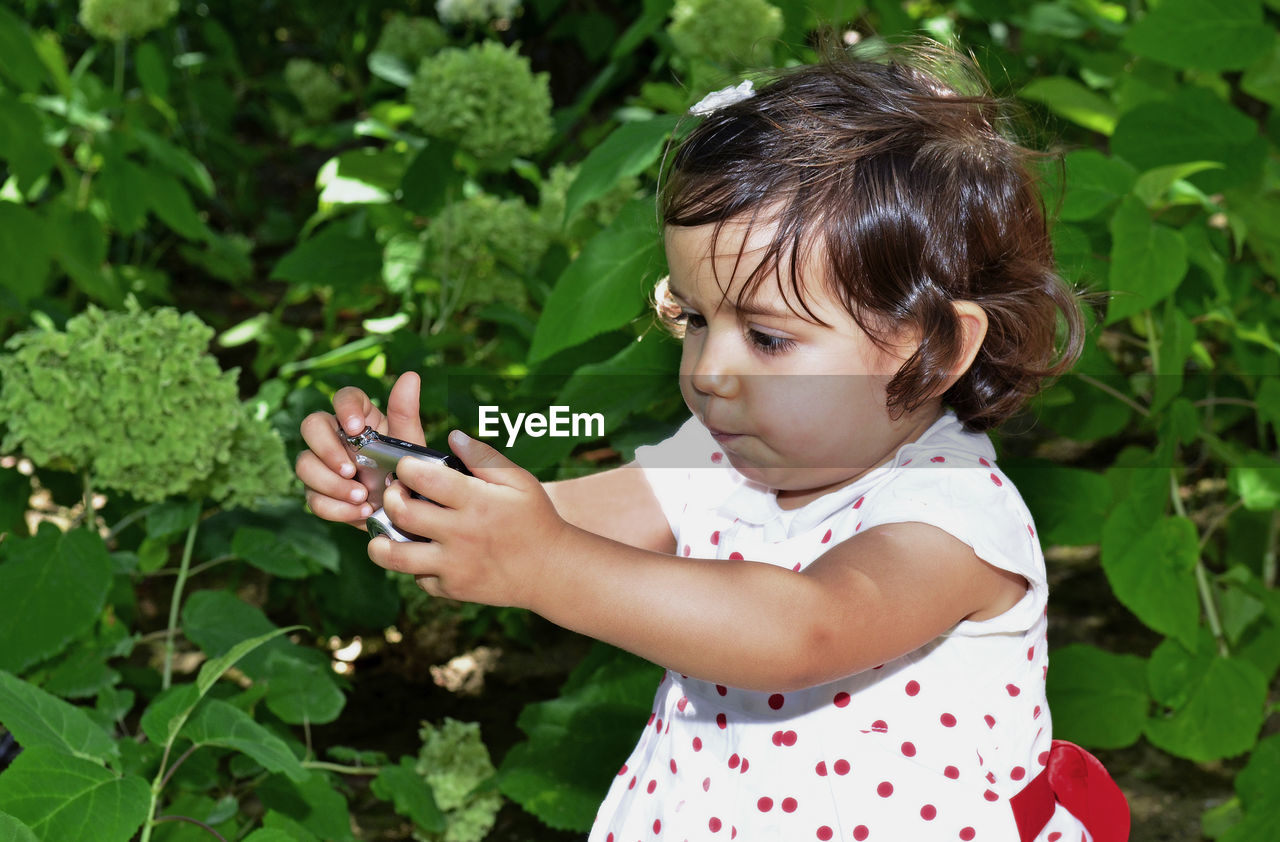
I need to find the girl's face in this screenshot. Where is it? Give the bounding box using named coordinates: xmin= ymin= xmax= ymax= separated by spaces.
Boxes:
xmin=664 ymin=219 xmax=944 ymax=510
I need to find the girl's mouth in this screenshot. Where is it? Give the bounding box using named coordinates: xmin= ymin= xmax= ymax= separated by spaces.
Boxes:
xmin=708 ymin=427 xmax=741 ymax=444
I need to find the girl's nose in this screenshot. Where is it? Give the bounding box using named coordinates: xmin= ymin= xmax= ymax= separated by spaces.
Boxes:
xmin=688 ymin=338 xmax=740 ymax=399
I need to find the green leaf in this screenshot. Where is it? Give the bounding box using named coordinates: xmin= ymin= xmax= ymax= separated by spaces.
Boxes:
xmin=0 ymin=528 xmax=113 ymax=674
xmin=262 ymin=650 xmax=345 ymax=726
xmin=181 ymin=698 xmax=309 ymax=782
xmin=0 ymin=670 xmax=117 ymax=763
xmin=0 ymin=811 xmax=40 ymax=842
xmin=1241 ymin=39 xmax=1280 ymax=106
xmin=1145 ymin=636 xmax=1268 ymax=762
xmin=271 ymin=226 xmax=383 ymax=291
xmin=1100 ymin=514 xmax=1200 ymax=650
xmin=1002 ymin=462 xmax=1113 ymax=546
xmin=1045 ymin=644 xmax=1148 ymax=749
xmin=132 ymin=128 xmax=215 ymax=197
xmin=529 ymin=198 xmax=664 ymax=364
xmin=1225 ymin=734 xmax=1280 ymax=838
xmin=257 ymin=773 xmax=355 ymax=842
xmin=196 ymin=624 xmax=302 ymax=699
xmin=0 ymin=95 xmax=55 ymax=191
xmin=1059 ymin=150 xmax=1136 ymax=221
xmin=371 ymin=756 xmax=446 ymax=833
xmin=0 ymin=747 xmax=149 ymax=842
xmin=564 ymin=116 xmax=679 ymax=224
xmin=96 ymin=158 xmax=150 ymax=236
xmin=143 ymin=169 xmax=210 ymax=241
xmin=232 ymin=526 xmax=311 ymax=578
xmin=498 ymin=644 xmax=661 ymax=832
xmin=1228 ymin=451 xmax=1280 ymax=511
xmin=1124 ymin=0 xmax=1273 ymax=72
xmin=0 ymin=8 xmax=48 ymax=92
xmin=242 ymin=830 xmax=304 ymax=842
xmin=399 ymin=141 xmax=462 ymax=216
xmin=134 ymin=40 xmax=170 ymax=99
xmin=1106 ymin=195 xmax=1188 ymax=324
xmin=317 ymin=148 xmax=405 ymax=207
xmin=1019 ymin=76 xmax=1118 ymax=135
xmin=45 ymin=206 xmax=122 ymax=308
xmin=1111 ymin=88 xmax=1262 ymax=192
xmin=1151 ymin=304 xmax=1195 ymax=414
xmin=0 ymin=203 xmax=51 ymax=304
xmin=139 ymin=684 xmax=200 ymax=748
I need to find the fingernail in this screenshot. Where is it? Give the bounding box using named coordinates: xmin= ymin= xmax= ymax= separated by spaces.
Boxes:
xmin=349 ymin=487 xmax=366 ymax=503
xmin=345 ymin=416 xmax=363 ymax=434
xmin=449 ymin=429 xmax=469 ymax=447
xmin=340 ymin=462 xmax=355 ymax=478
xmin=360 ymin=504 xmax=373 ymax=518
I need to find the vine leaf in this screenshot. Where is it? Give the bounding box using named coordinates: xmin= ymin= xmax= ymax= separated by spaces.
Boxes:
xmin=1101 ymin=513 xmax=1200 ymax=651
xmin=180 ymin=698 xmax=309 ymax=782
xmin=0 ymin=811 xmax=39 ymax=842
xmin=371 ymin=756 xmax=446 ymax=833
xmin=564 ymin=115 xmax=679 ymax=224
xmin=0 ymin=670 xmax=117 ymax=764
xmin=1045 ymin=644 xmax=1148 ymax=749
xmin=0 ymin=747 xmax=149 ymax=842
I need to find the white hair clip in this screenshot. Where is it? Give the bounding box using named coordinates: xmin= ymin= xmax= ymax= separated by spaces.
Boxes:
xmin=689 ymin=80 xmax=755 ymax=116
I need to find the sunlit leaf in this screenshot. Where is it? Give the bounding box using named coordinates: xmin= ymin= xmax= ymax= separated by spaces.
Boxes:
xmin=1046 ymin=644 xmax=1148 ymax=749
xmin=0 ymin=747 xmax=149 ymax=842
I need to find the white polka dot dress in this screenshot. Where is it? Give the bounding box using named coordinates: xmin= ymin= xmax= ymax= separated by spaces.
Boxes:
xmin=588 ymin=413 xmax=1091 ymax=842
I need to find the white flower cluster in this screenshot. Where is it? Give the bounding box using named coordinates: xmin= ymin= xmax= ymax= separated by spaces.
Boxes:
xmin=690 ymin=80 xmax=756 ymax=115
xmin=436 ymin=0 xmax=521 ymax=26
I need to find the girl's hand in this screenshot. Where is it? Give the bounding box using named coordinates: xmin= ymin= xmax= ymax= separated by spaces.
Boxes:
xmin=296 ymin=372 xmax=425 ymax=529
xmin=370 ymin=431 xmax=574 ymax=607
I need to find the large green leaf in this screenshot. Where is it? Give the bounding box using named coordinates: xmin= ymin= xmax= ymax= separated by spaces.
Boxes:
xmin=1124 ymin=0 xmax=1273 ymax=72
xmin=1221 ymin=734 xmax=1280 ymax=842
xmin=0 ymin=671 xmax=117 ymax=763
xmin=1045 ymin=644 xmax=1148 ymax=749
xmin=1145 ymin=635 xmax=1269 ymax=762
xmin=0 ymin=747 xmax=149 ymax=842
xmin=181 ymin=698 xmax=309 ymax=782
xmin=257 ymin=773 xmax=355 ymax=842
xmin=232 ymin=527 xmax=311 ymax=578
xmin=564 ymin=116 xmax=679 ymax=223
xmin=142 ymin=169 xmax=210 ymax=241
xmin=1002 ymin=462 xmax=1113 ymax=547
xmin=271 ymin=225 xmax=383 ymax=292
xmin=0 ymin=203 xmax=51 ymax=304
xmin=497 ymin=644 xmax=660 ymax=832
xmin=528 ymin=197 xmax=664 ymax=364
xmin=1106 ymin=195 xmax=1187 ymax=324
xmin=1019 ymin=76 xmax=1118 ymax=135
xmin=370 ymin=757 xmax=446 ymax=833
xmin=1059 ymin=150 xmax=1136 ymax=222
xmin=0 ymin=528 xmax=112 ymax=675
xmin=0 ymin=95 xmax=54 ymax=191
xmin=0 ymin=8 xmax=48 ymax=92
xmin=0 ymin=811 xmax=39 ymax=842
xmin=1100 ymin=514 xmax=1200 ymax=650
xmin=261 ymin=650 xmax=346 ymax=726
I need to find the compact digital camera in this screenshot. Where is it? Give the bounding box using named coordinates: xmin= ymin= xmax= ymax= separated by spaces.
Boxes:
xmin=337 ymin=426 xmax=471 ymax=542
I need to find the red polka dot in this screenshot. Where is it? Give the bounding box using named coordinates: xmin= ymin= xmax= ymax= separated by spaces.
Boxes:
xmin=960 ymin=828 xmax=976 ymax=841
xmin=815 ymin=761 xmax=828 ymax=776
xmin=944 ymin=766 xmax=959 ymax=779
xmin=768 ymin=693 xmax=785 ymax=710
xmin=729 ymin=551 xmax=744 ymax=560
xmin=853 ymin=827 xmax=869 ymax=841
xmin=871 ymin=720 xmax=888 ymax=732
xmin=618 ymin=764 xmax=628 ymax=776
xmin=692 ymin=737 xmax=702 ymax=751
xmin=921 ymin=804 xmax=937 ymax=821
xmin=731 ymin=828 xmax=737 ymax=839
xmin=931 ymin=456 xmax=946 ymax=463
xmin=940 ymin=713 xmax=957 ymax=727
xmin=834 ymin=759 xmax=851 ymax=776
xmin=711 ymin=530 xmax=720 ymax=545
xmin=703 ymin=777 xmax=711 ymax=791
xmin=670 ymin=759 xmax=677 ymax=774
xmin=1010 ymin=766 xmax=1026 ymax=781
xmin=683 ymin=545 xmax=692 ymax=556
xmin=877 ymin=781 xmax=894 ymax=797
xmin=1048 ymin=834 xmax=1061 ymax=842
xmin=905 ymin=680 xmax=920 ymax=696
xmin=728 ymin=754 xmax=740 ymax=769
xmin=1033 ymin=705 xmax=1042 ymax=720
xmin=821 ymin=529 xmax=832 ymax=543
xmin=979 ymin=457 xmax=991 ymax=467
xmin=1038 ymin=751 xmax=1049 ymax=766
xmin=717 ymin=713 xmax=728 ymax=729
xmin=678 ymin=696 xmax=689 ymax=712
xmin=793 ymin=563 xmax=802 ymax=571
xmin=781 ymin=797 xmax=798 ymax=812
xmin=817 ymin=827 xmax=833 ymax=841
xmin=1027 ymin=646 xmax=1035 ymax=661
xmin=709 ymin=818 xmax=722 ymax=833
xmin=1028 ymin=524 xmax=1035 ymax=537
xmin=716 ymin=684 xmax=727 ymax=696
xmin=654 ymin=718 xmax=663 ymax=732
xmin=1006 ymin=684 xmax=1021 ymax=697
xmin=853 ymin=496 xmax=865 ymax=508
xmin=986 ymin=772 xmax=996 ymax=784
xmin=984 ymin=789 xmax=998 ymax=802
xmin=653 ymin=819 xmax=661 ymax=833
xmin=646 ymin=779 xmax=657 ymax=794
xmin=990 ymin=473 xmax=1003 ymax=487
xmin=711 ymin=452 xmax=723 ymax=463
xmin=628 ymin=776 xmax=637 ymax=789
xmin=647 ymin=713 xmax=655 ymax=726
xmin=984 ymin=715 xmax=996 ymax=729
xmin=834 ymin=691 xmax=851 ymax=707
xmin=757 ymin=797 xmax=773 ymax=812
xmin=740 ymin=757 xmax=749 ymax=773
xmin=901 ymin=742 xmax=916 ymax=757
xmin=607 ymin=834 xmax=614 ymax=842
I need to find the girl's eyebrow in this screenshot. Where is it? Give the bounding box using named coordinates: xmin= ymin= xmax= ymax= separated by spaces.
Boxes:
xmin=666 ymin=279 xmax=793 ymax=319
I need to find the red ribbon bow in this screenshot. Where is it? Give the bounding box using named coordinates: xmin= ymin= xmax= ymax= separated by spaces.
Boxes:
xmin=1009 ymin=740 xmax=1130 ymax=842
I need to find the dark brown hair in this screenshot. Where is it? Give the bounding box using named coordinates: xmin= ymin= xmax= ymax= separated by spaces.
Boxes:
xmin=658 ymin=43 xmax=1084 ymax=431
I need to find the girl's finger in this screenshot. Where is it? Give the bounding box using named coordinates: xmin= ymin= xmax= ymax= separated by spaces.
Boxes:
xmin=299 ymin=411 xmax=358 ymax=478
xmin=385 ymin=372 xmax=426 ymax=445
xmin=445 ymin=430 xmax=539 ymax=490
xmin=295 ymin=449 xmax=368 ymax=505
xmin=414 ymin=574 xmax=447 ymax=598
xmin=393 ymin=457 xmax=472 ymax=510
xmin=332 ymin=386 xmax=385 ymax=436
xmin=303 ymin=488 xmax=373 ymax=528
xmin=367 ymin=533 xmax=444 ymax=576
xmin=383 ymin=481 xmax=452 ymax=538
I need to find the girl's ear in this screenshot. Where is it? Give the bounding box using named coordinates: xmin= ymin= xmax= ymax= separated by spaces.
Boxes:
xmin=948 ymin=300 xmax=988 ymax=379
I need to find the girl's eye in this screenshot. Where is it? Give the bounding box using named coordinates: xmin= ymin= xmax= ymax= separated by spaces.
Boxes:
xmin=749 ymin=329 xmax=796 ymax=355
xmin=674 ymin=311 xmax=707 ymax=330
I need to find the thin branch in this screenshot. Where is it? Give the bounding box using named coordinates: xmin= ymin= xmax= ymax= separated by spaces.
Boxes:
xmin=1073 ymin=373 xmax=1152 ymax=418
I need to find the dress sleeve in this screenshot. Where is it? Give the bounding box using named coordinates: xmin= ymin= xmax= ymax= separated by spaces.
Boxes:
xmin=632 ymin=415 xmax=740 ymax=540
xmin=859 ymin=452 xmax=1048 ymax=636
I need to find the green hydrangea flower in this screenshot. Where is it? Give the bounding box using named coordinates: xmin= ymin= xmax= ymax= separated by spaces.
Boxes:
xmin=285 ymin=58 xmax=344 ymax=123
xmin=0 ymin=304 xmax=293 ymax=507
xmin=427 ymin=192 xmax=547 ymax=309
xmin=435 ymin=0 xmax=522 ymax=27
xmin=667 ymin=0 xmax=784 ymax=66
xmin=79 ymin=0 xmax=178 ymax=40
xmin=414 ymin=718 xmax=503 ymax=842
xmin=539 ymin=162 xmax=641 ymax=241
xmin=374 ymin=13 xmax=448 ymax=66
xmin=407 ymin=41 xmax=553 ymax=163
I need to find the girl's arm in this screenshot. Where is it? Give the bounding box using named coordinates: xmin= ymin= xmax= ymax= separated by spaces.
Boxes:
xmin=372 ymin=433 xmax=1026 ymax=692
xmin=544 ymin=467 xmax=676 ymax=554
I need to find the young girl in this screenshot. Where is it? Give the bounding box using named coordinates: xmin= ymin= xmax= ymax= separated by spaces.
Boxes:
xmin=297 ymin=47 xmax=1128 ymax=842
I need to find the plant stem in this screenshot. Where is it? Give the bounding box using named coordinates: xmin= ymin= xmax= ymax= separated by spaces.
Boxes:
xmin=162 ymin=519 xmax=200 ymax=691
xmin=1171 ymin=471 xmax=1228 ymax=655
xmin=1264 ymin=511 xmax=1278 ymax=589
xmin=151 ymin=815 xmax=229 ymax=842
xmin=114 ymin=38 xmax=126 ymax=98
xmin=302 ymin=760 xmax=382 ymax=776
xmin=1074 ymin=373 xmax=1151 ymax=417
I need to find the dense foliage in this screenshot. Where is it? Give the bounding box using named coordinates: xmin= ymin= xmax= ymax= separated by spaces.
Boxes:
xmin=0 ymin=0 xmax=1277 ymax=840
